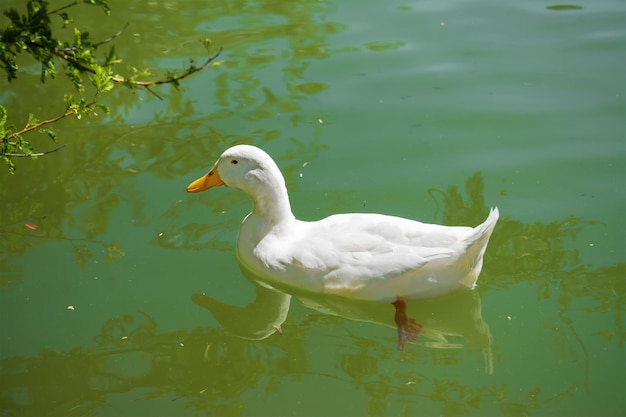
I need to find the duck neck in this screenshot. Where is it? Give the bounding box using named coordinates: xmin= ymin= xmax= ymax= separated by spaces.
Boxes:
xmin=250 ymin=182 xmax=295 ymax=226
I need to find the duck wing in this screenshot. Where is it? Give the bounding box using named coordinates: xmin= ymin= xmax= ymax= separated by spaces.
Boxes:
xmin=281 ymin=213 xmax=459 ymax=283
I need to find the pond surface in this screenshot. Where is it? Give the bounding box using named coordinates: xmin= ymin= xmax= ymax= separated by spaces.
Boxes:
xmin=1 ymin=0 xmax=625 ymax=415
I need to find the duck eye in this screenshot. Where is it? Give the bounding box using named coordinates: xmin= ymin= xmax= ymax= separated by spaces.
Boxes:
xmin=231 ymin=159 xmax=238 ymax=165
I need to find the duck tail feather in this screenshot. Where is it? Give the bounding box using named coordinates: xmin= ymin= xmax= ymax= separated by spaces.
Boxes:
xmin=467 ymin=207 xmax=500 ymax=249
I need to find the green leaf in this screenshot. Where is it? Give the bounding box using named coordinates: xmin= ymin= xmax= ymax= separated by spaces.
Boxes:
xmin=59 ymin=12 xmax=72 ymax=27
xmin=2 ymin=155 xmax=17 ymax=174
xmin=17 ymin=134 xmax=34 ymax=151
xmin=73 ymin=27 xmax=83 ymax=47
xmin=0 ymin=105 xmax=7 ymax=129
xmin=45 ymin=129 xmax=56 ymax=141
xmin=104 ymin=46 xmax=121 ymax=66
xmin=27 ymin=113 xmax=39 ymax=127
xmin=202 ymin=38 xmax=213 ymax=50
xmin=96 ymin=103 xmax=110 ymax=115
xmin=81 ymin=0 xmax=111 ymax=15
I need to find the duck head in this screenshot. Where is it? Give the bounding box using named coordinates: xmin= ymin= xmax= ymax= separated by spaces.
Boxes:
xmin=186 ymin=145 xmax=294 ymax=222
xmin=186 ymin=145 xmax=286 ymax=193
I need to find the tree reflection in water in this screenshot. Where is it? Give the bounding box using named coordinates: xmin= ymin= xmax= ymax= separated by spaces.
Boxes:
xmin=1 ymin=172 xmax=621 ymax=416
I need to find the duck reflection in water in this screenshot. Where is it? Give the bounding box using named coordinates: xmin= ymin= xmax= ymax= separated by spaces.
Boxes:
xmin=193 ymin=264 xmax=494 ymax=374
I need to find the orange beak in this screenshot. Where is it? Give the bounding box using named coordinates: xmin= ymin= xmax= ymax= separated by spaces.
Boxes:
xmin=186 ymin=167 xmax=225 ymax=193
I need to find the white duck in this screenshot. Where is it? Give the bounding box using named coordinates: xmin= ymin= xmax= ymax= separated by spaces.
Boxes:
xmin=187 ymin=144 xmax=499 ymax=348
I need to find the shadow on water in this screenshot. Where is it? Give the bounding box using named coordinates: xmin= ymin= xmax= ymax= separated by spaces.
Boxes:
xmin=1 ymin=172 xmax=623 ymax=416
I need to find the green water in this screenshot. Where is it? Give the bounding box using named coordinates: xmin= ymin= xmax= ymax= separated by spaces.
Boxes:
xmin=1 ymin=0 xmax=625 ymax=415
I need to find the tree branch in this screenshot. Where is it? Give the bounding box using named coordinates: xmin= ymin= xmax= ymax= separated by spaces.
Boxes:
xmin=130 ymin=48 xmax=223 ymax=87
xmin=52 ymin=46 xmax=223 ymax=92
xmin=4 ymin=100 xmax=96 ymax=142
xmin=93 ymin=23 xmax=129 ymax=48
xmin=47 ymin=1 xmax=80 ymax=16
xmin=2 ymin=144 xmax=66 ymax=157
xmin=143 ymin=85 xmax=164 ymax=100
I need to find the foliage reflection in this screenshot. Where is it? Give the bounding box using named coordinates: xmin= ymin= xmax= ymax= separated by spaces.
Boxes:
xmin=1 ymin=172 xmax=622 ymax=416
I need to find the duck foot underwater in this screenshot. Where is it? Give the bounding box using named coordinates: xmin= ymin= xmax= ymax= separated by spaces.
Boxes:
xmin=392 ymin=299 xmax=423 ymax=350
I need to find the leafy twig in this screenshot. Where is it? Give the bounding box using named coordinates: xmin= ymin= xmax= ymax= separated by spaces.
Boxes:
xmin=0 ymin=0 xmax=221 ymax=172
xmin=123 ymin=48 xmax=223 ymax=87
xmin=3 ymin=101 xmax=96 ymax=142
xmin=52 ymin=44 xmax=222 ymax=92
xmin=55 ymin=23 xmax=129 ymax=54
